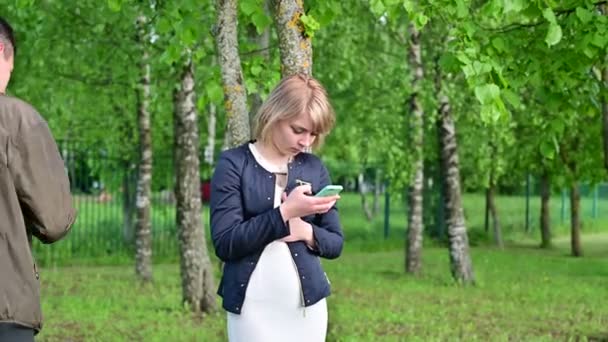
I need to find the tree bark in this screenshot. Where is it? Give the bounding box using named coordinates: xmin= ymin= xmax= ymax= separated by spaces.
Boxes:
xmin=601 ymin=5 xmax=608 ymax=172
xmin=405 ymin=24 xmax=424 ymax=275
xmin=215 ymin=0 xmax=251 ymax=148
xmin=134 ymin=14 xmax=153 ymax=283
xmin=122 ymin=162 xmax=136 ymax=244
xmin=204 ymin=102 xmax=217 ymax=166
xmin=435 ymin=61 xmax=475 ymax=284
xmin=271 ymin=0 xmax=312 ymax=76
xmin=487 ymin=145 xmax=503 ymax=249
xmin=603 ymin=63 xmax=608 ymax=171
xmin=247 ymin=0 xmax=270 ymax=127
xmin=173 ymin=56 xmax=217 ymax=313
xmin=570 ymin=183 xmax=583 ymax=257
xmin=372 ymin=169 xmax=381 ymax=216
xmin=487 ymin=184 xmax=503 ymax=249
xmin=539 ymin=171 xmax=552 ymax=248
xmin=358 ymin=173 xmax=374 ymax=221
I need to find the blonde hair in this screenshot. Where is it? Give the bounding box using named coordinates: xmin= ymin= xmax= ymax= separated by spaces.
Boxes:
xmin=253 ymin=73 xmax=335 ymax=150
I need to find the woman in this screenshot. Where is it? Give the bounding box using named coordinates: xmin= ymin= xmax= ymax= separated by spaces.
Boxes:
xmin=210 ymin=73 xmax=343 ymax=341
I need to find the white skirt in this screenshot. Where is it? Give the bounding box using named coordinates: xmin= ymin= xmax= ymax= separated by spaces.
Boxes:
xmin=227 ymin=241 xmax=327 ymax=342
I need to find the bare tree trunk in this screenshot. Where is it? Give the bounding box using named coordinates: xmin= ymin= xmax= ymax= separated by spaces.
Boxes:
xmin=405 ymin=24 xmax=424 ymax=275
xmin=487 ymin=184 xmax=503 ymax=249
xmin=487 ymin=146 xmax=503 ymax=249
xmin=248 ymin=0 xmax=270 ymax=126
xmin=601 ymin=5 xmax=608 ymax=172
xmin=174 ymin=56 xmax=217 ymax=313
xmin=204 ymin=102 xmax=217 ymax=166
xmin=570 ymin=183 xmax=583 ymax=257
xmin=603 ymin=64 xmax=608 ymax=171
xmin=271 ymin=0 xmax=312 ymax=76
xmin=134 ymin=14 xmax=153 ymax=283
xmin=539 ymin=171 xmax=552 ymax=248
xmin=435 ymin=62 xmax=474 ymax=284
xmin=358 ymin=173 xmax=374 ymax=221
xmin=372 ymin=170 xmax=381 ymax=216
xmin=215 ymin=0 xmax=251 ymax=148
xmin=484 ymin=188 xmax=490 ymax=233
xmin=122 ymin=163 xmax=136 ymax=244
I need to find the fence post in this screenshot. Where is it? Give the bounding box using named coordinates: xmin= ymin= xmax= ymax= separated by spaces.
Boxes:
xmin=592 ymin=185 xmax=598 ymax=219
xmin=383 ymin=180 xmax=390 ymax=239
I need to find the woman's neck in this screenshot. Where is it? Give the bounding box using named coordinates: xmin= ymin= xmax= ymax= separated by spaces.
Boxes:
xmin=254 ymin=140 xmax=290 ymax=166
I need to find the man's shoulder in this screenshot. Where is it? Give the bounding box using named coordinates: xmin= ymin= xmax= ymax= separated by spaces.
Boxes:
xmin=0 ymin=94 xmax=45 ymax=132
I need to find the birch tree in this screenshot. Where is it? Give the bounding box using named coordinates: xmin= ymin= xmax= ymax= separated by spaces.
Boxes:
xmin=173 ymin=53 xmax=217 ymax=313
xmin=435 ymin=63 xmax=475 ymax=284
xmin=405 ymin=23 xmax=424 ymax=274
xmin=134 ymin=12 xmax=153 ymax=283
xmin=271 ymin=0 xmax=312 ymax=76
xmin=215 ymin=0 xmax=251 ymax=148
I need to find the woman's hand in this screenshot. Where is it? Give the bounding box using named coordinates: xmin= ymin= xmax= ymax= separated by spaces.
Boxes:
xmin=279 ymin=217 xmax=315 ymax=247
xmin=279 ymin=185 xmax=339 ymax=222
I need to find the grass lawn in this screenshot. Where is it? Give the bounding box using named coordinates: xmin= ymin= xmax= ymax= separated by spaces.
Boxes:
xmin=36 ymin=233 xmax=608 ymax=341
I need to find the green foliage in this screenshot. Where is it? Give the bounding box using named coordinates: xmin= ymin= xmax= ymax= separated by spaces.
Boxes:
xmin=300 ymin=13 xmax=320 ymax=38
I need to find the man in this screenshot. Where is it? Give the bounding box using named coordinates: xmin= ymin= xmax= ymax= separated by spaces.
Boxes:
xmin=0 ymin=16 xmax=76 ymax=340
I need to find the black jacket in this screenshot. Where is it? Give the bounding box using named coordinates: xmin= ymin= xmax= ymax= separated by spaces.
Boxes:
xmin=210 ymin=142 xmax=343 ymax=314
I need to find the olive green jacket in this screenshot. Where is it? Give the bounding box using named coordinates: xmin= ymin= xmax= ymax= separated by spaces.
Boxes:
xmin=0 ymin=94 xmax=76 ymax=333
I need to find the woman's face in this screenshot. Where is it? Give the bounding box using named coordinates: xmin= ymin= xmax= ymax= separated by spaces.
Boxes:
xmin=271 ymin=112 xmax=317 ymax=158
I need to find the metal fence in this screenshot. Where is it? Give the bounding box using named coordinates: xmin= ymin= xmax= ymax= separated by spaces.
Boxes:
xmin=31 ymin=142 xmax=608 ymax=264
xmin=32 ymin=141 xmax=181 ymax=265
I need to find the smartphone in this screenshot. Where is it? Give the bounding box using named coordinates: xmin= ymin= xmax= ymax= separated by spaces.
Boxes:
xmin=314 ymin=185 xmax=343 ymax=197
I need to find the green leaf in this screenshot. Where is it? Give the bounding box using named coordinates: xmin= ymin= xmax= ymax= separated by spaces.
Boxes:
xmin=252 ymin=12 xmax=272 ymax=34
xmin=240 ymin=0 xmax=257 ymax=16
xmin=15 ymin=0 xmax=35 ymax=7
xmin=575 ymin=7 xmax=592 ymax=24
xmin=178 ymin=28 xmax=196 ymax=46
xmin=504 ymin=0 xmax=526 ymax=13
xmin=370 ymin=0 xmax=386 ymax=16
xmin=474 ymin=83 xmax=500 ymax=105
xmin=205 ymin=82 xmax=224 ymax=104
xmin=300 ymin=14 xmax=321 ymax=38
xmin=502 ymin=88 xmax=521 ymax=108
xmin=591 ymin=32 xmax=608 ymax=48
xmin=456 ymin=0 xmax=468 ymax=18
xmin=107 ymin=0 xmax=122 ymax=12
xmin=540 ymin=140 xmax=555 ymax=160
xmin=545 ymin=23 xmax=562 ymax=46
xmin=250 ymin=64 xmax=262 ymax=76
xmin=542 ymin=7 xmax=557 ymax=24
xmin=157 ymin=18 xmax=172 ymax=34
xmin=402 ymin=0 xmax=414 ymax=13
xmin=438 ymin=52 xmax=461 ymax=72
xmin=492 ymin=37 xmax=505 ymax=52
xmin=414 ymin=13 xmax=429 ymax=29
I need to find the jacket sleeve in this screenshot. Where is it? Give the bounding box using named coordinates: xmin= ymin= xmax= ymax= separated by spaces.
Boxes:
xmin=210 ymin=152 xmax=290 ymax=262
xmin=310 ymin=162 xmax=344 ymax=259
xmin=10 ymin=121 xmax=77 ymax=244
